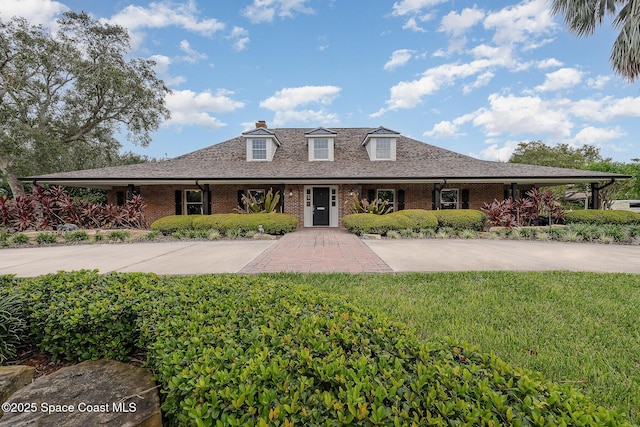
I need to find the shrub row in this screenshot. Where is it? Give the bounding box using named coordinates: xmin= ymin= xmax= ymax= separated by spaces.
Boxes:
xmin=564 ymin=209 xmax=640 ymax=225
xmin=432 ymin=209 xmax=487 ymax=231
xmin=1 ymin=272 xmax=629 ymax=426
xmin=150 ymin=213 xmax=298 ymax=235
xmin=342 ymin=209 xmax=486 ymax=236
xmin=342 ymin=210 xmax=437 ymax=235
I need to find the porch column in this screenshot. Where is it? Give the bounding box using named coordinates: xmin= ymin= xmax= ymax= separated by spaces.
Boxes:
xmin=591 ymin=182 xmax=599 ymax=210
xmin=203 ymin=184 xmax=211 ymax=215
xmin=434 ymin=184 xmax=442 ymax=210
xmin=510 ymin=183 xmax=519 ymax=201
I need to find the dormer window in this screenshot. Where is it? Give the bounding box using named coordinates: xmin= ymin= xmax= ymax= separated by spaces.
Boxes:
xmin=243 ymin=126 xmax=281 ymax=162
xmin=375 ymin=138 xmax=392 ymax=160
xmin=362 ymin=127 xmax=399 ymax=161
xmin=252 ymin=139 xmax=267 ymax=160
xmin=305 ymin=127 xmax=336 ymax=161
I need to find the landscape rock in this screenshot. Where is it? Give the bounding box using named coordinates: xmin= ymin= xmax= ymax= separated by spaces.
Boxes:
xmin=58 ymin=223 xmax=79 ymax=232
xmin=253 ymin=233 xmax=276 ymax=240
xmin=0 ymin=359 xmax=162 ymax=427
xmin=362 ymin=233 xmax=382 ymax=240
xmin=0 ymin=365 xmax=35 ymax=408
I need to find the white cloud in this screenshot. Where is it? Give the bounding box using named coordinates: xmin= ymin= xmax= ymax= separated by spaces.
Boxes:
xmin=391 ymin=0 xmax=448 ymax=16
xmin=483 ymin=0 xmax=556 ymax=45
xmin=476 ymin=140 xmax=522 ymax=161
xmin=402 ymin=16 xmax=427 ymax=32
xmin=260 ymin=85 xmax=341 ymax=126
xmin=109 ymin=1 xmax=225 ymax=41
xmin=242 ymin=0 xmax=314 ymax=24
xmin=384 ymin=49 xmax=414 ymax=70
xmin=148 ymin=54 xmax=187 ymax=86
xmin=372 ymin=57 xmax=505 ymax=117
xmin=472 ymin=93 xmax=574 ymax=138
xmin=587 ymin=75 xmax=611 ymax=89
xmin=535 ymin=67 xmax=583 ymax=92
xmin=537 ymin=58 xmax=563 ymax=69
xmin=423 ymin=121 xmax=460 ymax=138
xmin=463 ymin=71 xmax=495 ymax=93
xmin=570 ymin=126 xmax=625 ymax=146
xmin=260 ymin=86 xmax=340 ymax=110
xmin=178 ymin=39 xmax=207 ymax=63
xmin=440 ymin=7 xmax=484 ymax=38
xmin=228 ymin=26 xmax=250 ymax=51
xmin=0 ymin=0 xmax=67 ymax=27
xmin=165 ymin=89 xmax=245 ymax=129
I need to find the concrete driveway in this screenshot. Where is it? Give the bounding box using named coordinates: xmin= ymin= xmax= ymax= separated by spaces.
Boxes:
xmin=0 ymin=240 xmax=275 ymax=277
xmin=0 ymin=231 xmax=639 ymax=277
xmin=363 ymin=239 xmax=640 ymax=274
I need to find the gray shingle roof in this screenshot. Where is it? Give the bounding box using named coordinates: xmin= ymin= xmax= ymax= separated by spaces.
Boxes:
xmin=28 ymin=127 xmax=629 ymax=185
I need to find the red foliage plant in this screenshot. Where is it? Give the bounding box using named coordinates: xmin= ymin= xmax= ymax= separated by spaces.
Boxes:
xmin=481 ymin=188 xmax=564 ymax=228
xmin=0 ymin=186 xmax=147 ymax=231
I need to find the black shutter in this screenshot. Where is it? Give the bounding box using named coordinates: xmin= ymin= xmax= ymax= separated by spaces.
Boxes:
xmin=462 ymin=189 xmax=469 ymax=209
xmin=397 ymin=189 xmax=405 ymax=211
xmin=431 ymin=189 xmax=436 ymax=210
xmin=237 ymin=190 xmax=245 ymax=210
xmin=175 ymin=190 xmax=182 ymax=215
xmin=116 ymin=191 xmax=125 ymax=206
xmin=367 ymin=189 xmax=375 ymax=202
xmin=204 ymin=184 xmax=211 ymax=215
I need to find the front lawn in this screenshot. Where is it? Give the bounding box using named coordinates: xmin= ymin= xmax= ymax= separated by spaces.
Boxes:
xmin=287 ymin=271 xmax=640 ymax=424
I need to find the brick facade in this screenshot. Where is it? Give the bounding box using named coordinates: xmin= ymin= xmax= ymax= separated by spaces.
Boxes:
xmin=109 ymin=182 xmax=514 ymax=226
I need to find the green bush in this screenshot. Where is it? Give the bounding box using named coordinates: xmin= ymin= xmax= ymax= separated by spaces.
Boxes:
xmin=433 ymin=209 xmax=487 ymax=231
xmin=12 ymin=233 xmax=29 ymax=244
xmin=63 ymin=230 xmax=89 ymax=243
xmin=0 ymin=292 xmax=27 ymax=363
xmin=36 ymin=232 xmax=58 ymax=244
xmin=108 ymin=230 xmax=131 ymax=242
xmin=342 ymin=210 xmax=437 ymax=236
xmin=4 ymin=271 xmax=146 ymax=361
xmin=564 ymin=209 xmax=640 ymax=225
xmin=3 ymin=273 xmax=630 ymax=426
xmin=149 ymin=215 xmax=195 ymax=233
xmin=151 ymin=213 xmax=298 ymax=235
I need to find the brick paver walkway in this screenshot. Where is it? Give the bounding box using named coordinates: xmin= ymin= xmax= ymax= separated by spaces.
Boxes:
xmin=240 ymin=228 xmax=392 ymax=273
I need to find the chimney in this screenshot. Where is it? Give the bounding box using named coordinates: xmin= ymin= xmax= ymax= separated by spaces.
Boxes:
xmin=255 ymin=120 xmax=267 ymax=128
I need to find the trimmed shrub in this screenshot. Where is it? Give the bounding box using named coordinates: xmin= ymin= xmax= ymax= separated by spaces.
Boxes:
xmin=108 ymin=230 xmax=131 ymax=242
xmin=150 ymin=215 xmax=195 ymax=233
xmin=342 ymin=210 xmax=437 ymax=236
xmin=152 ymin=213 xmax=298 ymax=235
xmin=3 ymin=273 xmax=630 ymax=426
xmin=564 ymin=209 xmax=640 ymax=225
xmin=433 ymin=209 xmax=486 ymax=231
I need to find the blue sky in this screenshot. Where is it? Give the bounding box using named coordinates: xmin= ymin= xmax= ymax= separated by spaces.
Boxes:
xmin=2 ymin=0 xmax=639 ymax=163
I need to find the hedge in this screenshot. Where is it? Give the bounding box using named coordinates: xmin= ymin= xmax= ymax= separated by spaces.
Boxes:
xmin=564 ymin=209 xmax=640 ymax=225
xmin=433 ymin=209 xmax=487 ymax=231
xmin=150 ymin=213 xmax=298 ymax=235
xmin=1 ymin=272 xmax=629 ymax=426
xmin=342 ymin=210 xmax=437 ymax=236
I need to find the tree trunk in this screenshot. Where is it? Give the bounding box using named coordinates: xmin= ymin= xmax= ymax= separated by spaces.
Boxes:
xmin=5 ymin=170 xmax=25 ymax=197
xmin=0 ymin=154 xmax=25 ymax=197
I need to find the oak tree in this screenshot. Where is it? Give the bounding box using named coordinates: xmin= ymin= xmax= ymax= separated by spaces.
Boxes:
xmin=0 ymin=12 xmax=170 ymax=196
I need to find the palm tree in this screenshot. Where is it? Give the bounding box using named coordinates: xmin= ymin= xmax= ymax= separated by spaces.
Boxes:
xmin=551 ymin=0 xmax=640 ymax=82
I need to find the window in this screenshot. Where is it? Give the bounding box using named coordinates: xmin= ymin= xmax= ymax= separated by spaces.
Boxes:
xmin=440 ymin=189 xmax=458 ymax=209
xmin=314 ymin=139 xmax=329 ymax=160
xmin=376 ymin=189 xmax=395 ymax=210
xmin=375 ymin=138 xmax=391 ymax=160
xmin=308 ymin=137 xmax=334 ymax=161
xmin=185 ymin=190 xmax=203 ymax=215
xmin=252 ymin=139 xmax=267 ymax=160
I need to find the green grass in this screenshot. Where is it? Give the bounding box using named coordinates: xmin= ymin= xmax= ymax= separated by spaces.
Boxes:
xmin=273 ymin=271 xmax=640 ymax=423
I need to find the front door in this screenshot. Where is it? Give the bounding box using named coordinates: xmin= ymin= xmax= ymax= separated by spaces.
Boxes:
xmin=313 ymin=187 xmax=330 ymax=226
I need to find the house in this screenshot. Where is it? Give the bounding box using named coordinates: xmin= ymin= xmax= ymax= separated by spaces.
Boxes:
xmin=27 ymin=122 xmax=629 ymax=227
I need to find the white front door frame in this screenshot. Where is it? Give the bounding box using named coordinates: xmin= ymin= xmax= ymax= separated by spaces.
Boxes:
xmin=303 ymin=185 xmax=339 ymax=227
